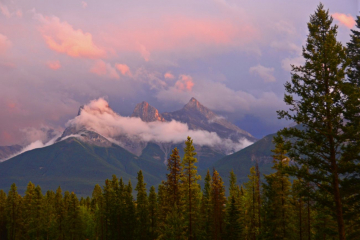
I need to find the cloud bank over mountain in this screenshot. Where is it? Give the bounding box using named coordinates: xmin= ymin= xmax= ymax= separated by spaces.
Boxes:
xmin=67 ymin=98 xmax=253 ymax=152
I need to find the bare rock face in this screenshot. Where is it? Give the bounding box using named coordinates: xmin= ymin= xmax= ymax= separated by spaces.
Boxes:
xmin=131 ymin=101 xmax=165 ymax=122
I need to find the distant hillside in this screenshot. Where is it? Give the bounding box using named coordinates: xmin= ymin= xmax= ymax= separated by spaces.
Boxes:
xmin=211 ymin=133 xmax=276 ymax=185
xmin=0 ymin=137 xmax=167 ymax=196
xmin=0 ymin=145 xmax=22 ymax=161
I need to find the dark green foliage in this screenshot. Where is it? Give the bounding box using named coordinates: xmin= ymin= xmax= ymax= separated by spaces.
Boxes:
xmin=210 ymin=169 xmax=226 ymax=240
xmin=261 ymin=136 xmax=295 ymax=239
xmin=199 ymin=170 xmax=212 ymax=240
xmin=0 ymin=190 xmax=7 ymax=239
xmin=124 ymin=181 xmax=136 ymax=240
xmin=165 ymin=147 xmax=183 ymax=208
xmin=276 ymin=3 xmax=360 ymax=240
xmin=345 ymin=13 xmax=360 ymax=236
xmin=148 ymin=186 xmax=158 ymax=240
xmin=6 ymin=183 xmax=23 ymax=240
xmin=135 ymin=170 xmax=150 ymax=239
xmin=181 ymin=136 xmax=201 ymax=240
xmin=225 ymin=196 xmax=242 ymax=240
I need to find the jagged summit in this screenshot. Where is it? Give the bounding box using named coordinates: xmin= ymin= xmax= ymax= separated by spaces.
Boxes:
xmin=131 ymin=101 xmax=165 ymax=122
xmin=183 ymin=97 xmax=203 ymax=110
xmin=162 ymin=97 xmax=256 ymax=140
xmin=182 ymin=97 xmax=216 ymax=118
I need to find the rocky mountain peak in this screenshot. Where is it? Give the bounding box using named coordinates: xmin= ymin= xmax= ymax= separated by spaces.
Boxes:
xmin=131 ymin=101 xmax=165 ymax=122
xmin=182 ymin=97 xmax=215 ymax=118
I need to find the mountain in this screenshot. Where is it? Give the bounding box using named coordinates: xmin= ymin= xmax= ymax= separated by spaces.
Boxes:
xmin=0 ymin=145 xmax=22 ymax=161
xmin=0 ymin=137 xmax=167 ymax=196
xmin=131 ymin=101 xmax=165 ymax=122
xmin=162 ymin=98 xmax=256 ymax=142
xmin=0 ymin=97 xmax=256 ymax=196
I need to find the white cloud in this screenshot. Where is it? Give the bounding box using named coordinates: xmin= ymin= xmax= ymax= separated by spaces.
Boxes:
xmin=66 ymin=98 xmax=253 ymax=152
xmin=249 ymin=65 xmax=276 ymax=83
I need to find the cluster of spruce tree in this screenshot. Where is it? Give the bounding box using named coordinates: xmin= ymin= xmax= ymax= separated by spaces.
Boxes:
xmin=0 ymin=136 xmax=357 ymax=240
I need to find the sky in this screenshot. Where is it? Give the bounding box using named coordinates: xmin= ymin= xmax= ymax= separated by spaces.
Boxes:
xmin=0 ymin=0 xmax=358 ymax=146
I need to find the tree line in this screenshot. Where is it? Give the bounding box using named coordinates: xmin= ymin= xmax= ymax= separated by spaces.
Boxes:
xmin=1 ymin=3 xmax=360 ymax=239
xmin=0 ymin=135 xmax=358 ymax=240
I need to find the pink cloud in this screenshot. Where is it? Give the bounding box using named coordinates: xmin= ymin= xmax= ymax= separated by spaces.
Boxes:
xmin=47 ymin=60 xmax=61 ymax=70
xmin=35 ymin=13 xmax=106 ymax=59
xmin=139 ymin=44 xmax=150 ymax=61
xmin=164 ymin=72 xmax=175 ymax=79
xmin=175 ymin=75 xmax=194 ymax=92
xmin=90 ymin=60 xmax=120 ymax=79
xmin=82 ymin=1 xmax=88 ymax=8
xmin=105 ymin=16 xmax=258 ymax=59
xmin=115 ymin=63 xmax=132 ymax=76
xmin=0 ymin=33 xmax=12 ymax=54
xmin=332 ymin=13 xmax=356 ymax=28
xmin=0 ymin=4 xmax=11 ymax=18
xmin=16 ymin=10 xmax=22 ymax=18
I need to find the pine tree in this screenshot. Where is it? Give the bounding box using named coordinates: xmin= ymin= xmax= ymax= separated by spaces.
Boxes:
xmin=276 ymin=4 xmax=360 ymax=239
xmin=156 ymin=181 xmax=168 ymax=236
xmin=228 ymin=170 xmax=238 ymax=200
xmin=91 ymin=184 xmax=104 ymax=240
xmin=148 ymin=186 xmax=158 ymax=240
xmin=6 ymin=183 xmax=23 ymax=240
xmin=103 ymin=175 xmax=120 ymax=239
xmin=228 ymin=170 xmax=244 ymax=236
xmin=199 ymin=170 xmax=212 ymax=240
xmin=210 ymin=169 xmax=226 ymax=240
xmin=158 ymin=205 xmax=187 ymax=240
xmin=225 ymin=196 xmax=242 ymax=240
xmin=43 ymin=190 xmax=56 ymax=240
xmin=135 ymin=170 xmax=149 ymax=239
xmin=165 ymin=147 xmax=183 ymax=208
xmin=33 ymin=185 xmax=45 ymax=239
xmin=181 ymin=136 xmax=201 ymax=240
xmin=65 ymin=192 xmax=83 ymax=240
xmin=244 ymin=167 xmax=261 ymax=240
xmin=344 ymin=13 xmax=360 ymax=236
xmin=23 ymin=181 xmax=36 ymax=238
xmin=54 ymin=186 xmax=65 ymax=240
xmin=0 ymin=189 xmax=7 ymax=240
xmin=124 ymin=180 xmax=136 ymax=240
xmin=262 ymin=136 xmax=294 ymax=239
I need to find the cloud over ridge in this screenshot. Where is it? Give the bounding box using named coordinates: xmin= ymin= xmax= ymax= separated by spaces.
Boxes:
xmin=67 ymin=98 xmax=253 ymax=152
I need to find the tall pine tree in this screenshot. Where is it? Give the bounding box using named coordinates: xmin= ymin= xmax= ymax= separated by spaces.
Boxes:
xmin=276 ymin=3 xmax=360 ymax=239
xmin=181 ymin=136 xmax=201 ymax=240
xmin=135 ymin=170 xmax=150 ymax=240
